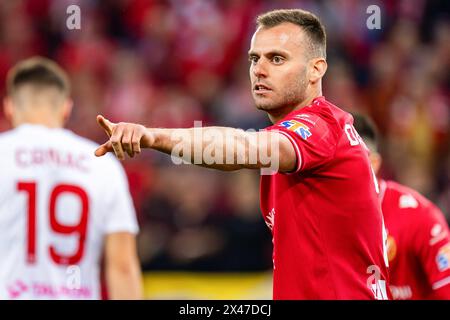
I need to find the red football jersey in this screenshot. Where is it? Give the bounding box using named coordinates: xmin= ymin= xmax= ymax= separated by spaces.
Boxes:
xmin=260 ymin=96 xmax=390 ymax=299
xmin=380 ymin=180 xmax=450 ymax=299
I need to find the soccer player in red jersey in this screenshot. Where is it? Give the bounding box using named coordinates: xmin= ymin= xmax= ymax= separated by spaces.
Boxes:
xmin=353 ymin=113 xmax=450 ymax=299
xmin=95 ymin=9 xmax=390 ymax=299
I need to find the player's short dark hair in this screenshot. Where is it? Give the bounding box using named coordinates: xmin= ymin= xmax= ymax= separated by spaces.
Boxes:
xmin=6 ymin=57 xmax=70 ymax=96
xmin=352 ymin=113 xmax=379 ymax=152
xmin=256 ymin=9 xmax=327 ymax=59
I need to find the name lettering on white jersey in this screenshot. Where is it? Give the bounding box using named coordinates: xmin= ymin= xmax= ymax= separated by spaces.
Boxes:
xmin=15 ymin=148 xmax=89 ymax=172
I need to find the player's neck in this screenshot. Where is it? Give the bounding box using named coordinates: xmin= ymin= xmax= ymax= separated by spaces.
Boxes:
xmin=268 ymin=87 xmax=323 ymax=124
xmin=14 ymin=115 xmax=63 ymax=129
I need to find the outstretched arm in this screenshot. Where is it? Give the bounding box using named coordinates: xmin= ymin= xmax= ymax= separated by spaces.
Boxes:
xmin=94 ymin=115 xmax=296 ymax=172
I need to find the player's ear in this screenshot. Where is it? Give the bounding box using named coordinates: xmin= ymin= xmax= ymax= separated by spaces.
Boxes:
xmin=3 ymin=96 xmax=14 ymax=124
xmin=62 ymin=98 xmax=73 ymax=125
xmin=309 ymin=58 xmax=327 ymax=84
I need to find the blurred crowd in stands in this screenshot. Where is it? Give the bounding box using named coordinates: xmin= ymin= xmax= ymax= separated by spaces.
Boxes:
xmin=0 ymin=0 xmax=448 ymax=272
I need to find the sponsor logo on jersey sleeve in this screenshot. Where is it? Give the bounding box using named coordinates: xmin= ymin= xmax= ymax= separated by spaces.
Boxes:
xmin=279 ymin=120 xmax=312 ymax=140
xmin=436 ymin=243 xmax=450 ymax=272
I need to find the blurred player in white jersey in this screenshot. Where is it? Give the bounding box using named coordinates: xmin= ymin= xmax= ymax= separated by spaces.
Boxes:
xmin=0 ymin=57 xmax=142 ymax=299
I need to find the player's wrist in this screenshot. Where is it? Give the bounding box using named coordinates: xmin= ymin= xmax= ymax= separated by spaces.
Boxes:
xmin=143 ymin=127 xmax=161 ymax=149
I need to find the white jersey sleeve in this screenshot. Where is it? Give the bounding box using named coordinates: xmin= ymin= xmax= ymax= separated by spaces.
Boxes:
xmin=100 ymin=156 xmax=139 ymax=235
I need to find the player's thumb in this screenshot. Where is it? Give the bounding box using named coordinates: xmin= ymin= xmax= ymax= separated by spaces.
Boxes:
xmin=94 ymin=141 xmax=112 ymax=157
xmin=96 ymin=114 xmax=114 ymax=137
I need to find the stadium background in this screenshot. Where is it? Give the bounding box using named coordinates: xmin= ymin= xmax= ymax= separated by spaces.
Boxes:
xmin=0 ymin=0 xmax=448 ymax=299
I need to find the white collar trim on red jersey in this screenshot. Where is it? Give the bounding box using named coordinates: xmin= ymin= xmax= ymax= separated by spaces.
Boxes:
xmin=379 ymin=179 xmax=387 ymax=202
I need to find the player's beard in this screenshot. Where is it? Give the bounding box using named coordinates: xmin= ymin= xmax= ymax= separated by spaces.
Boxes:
xmin=254 ymin=71 xmax=308 ymax=115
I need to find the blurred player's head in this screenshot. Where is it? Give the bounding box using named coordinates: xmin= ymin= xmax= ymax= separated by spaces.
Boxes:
xmin=249 ymin=9 xmax=327 ymax=121
xmin=3 ymin=56 xmax=73 ymax=128
xmin=352 ymin=113 xmax=382 ymax=175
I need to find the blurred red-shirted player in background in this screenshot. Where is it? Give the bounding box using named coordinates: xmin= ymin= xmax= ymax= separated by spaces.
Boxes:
xmin=95 ymin=9 xmax=390 ymax=299
xmin=353 ymin=113 xmax=450 ymax=299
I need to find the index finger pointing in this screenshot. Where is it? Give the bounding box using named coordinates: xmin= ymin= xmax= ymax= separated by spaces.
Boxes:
xmin=97 ymin=114 xmax=114 ymax=137
xmin=94 ymin=141 xmax=112 ymax=157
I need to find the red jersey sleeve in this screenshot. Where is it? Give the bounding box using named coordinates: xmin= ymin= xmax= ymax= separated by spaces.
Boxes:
xmin=412 ymin=204 xmax=450 ymax=298
xmin=266 ymin=112 xmax=340 ymax=173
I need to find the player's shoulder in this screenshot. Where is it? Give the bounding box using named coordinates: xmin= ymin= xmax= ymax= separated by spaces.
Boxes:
xmin=283 ymin=96 xmax=345 ymax=135
xmin=297 ymin=96 xmax=351 ymax=130
xmin=62 ymin=132 xmax=130 ymax=191
xmin=0 ymin=126 xmax=43 ymax=152
xmin=383 ymin=180 xmax=449 ymax=251
xmin=60 ymin=129 xmax=95 ymax=147
xmin=0 ymin=127 xmax=22 ymax=143
xmin=383 ymin=180 xmax=442 ymax=219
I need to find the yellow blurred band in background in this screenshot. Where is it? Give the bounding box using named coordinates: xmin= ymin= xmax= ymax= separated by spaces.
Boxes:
xmin=142 ymin=271 xmax=273 ymax=300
